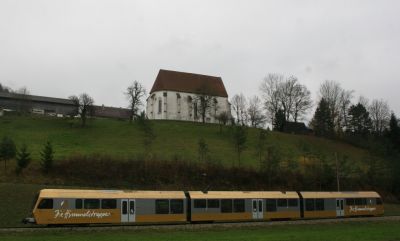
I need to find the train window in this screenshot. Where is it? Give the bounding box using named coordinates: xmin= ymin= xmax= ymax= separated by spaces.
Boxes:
xmin=315 ymin=199 xmax=325 ymax=211
xmin=346 ymin=198 xmax=355 ymax=205
xmin=288 ymin=199 xmax=298 ymax=207
xmin=266 ymin=199 xmax=277 ymax=212
xmin=221 ymin=199 xmax=233 ymax=213
xmin=355 ymin=198 xmax=367 ymax=205
xmin=207 ymin=199 xmax=220 ymax=208
xmin=277 ymin=199 xmax=288 ymax=207
xmin=170 ymin=199 xmax=184 ymax=214
xmin=194 ymin=199 xmax=206 ymax=209
xmin=122 ymin=201 xmax=128 ymax=215
xmin=156 ymin=199 xmax=170 ymax=214
xmin=233 ymin=199 xmax=245 ymax=213
xmin=38 ymin=199 xmax=53 ymax=209
xmin=305 ymin=199 xmax=315 ymax=211
xmin=75 ymin=199 xmax=83 ymax=209
xmin=376 ymin=198 xmax=383 ymax=205
xmin=84 ymin=199 xmax=100 ymax=209
xmin=101 ymin=199 xmax=117 ymax=209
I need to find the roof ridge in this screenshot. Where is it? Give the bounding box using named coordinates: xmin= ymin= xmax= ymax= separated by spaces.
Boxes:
xmin=159 ymin=69 xmax=221 ymax=79
xmin=150 ymin=69 xmax=228 ymax=97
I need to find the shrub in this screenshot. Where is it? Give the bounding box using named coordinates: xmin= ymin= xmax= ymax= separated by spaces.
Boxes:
xmin=15 ymin=144 xmax=31 ymax=175
xmin=40 ymin=141 xmax=54 ymax=173
xmin=0 ymin=136 xmax=17 ymax=173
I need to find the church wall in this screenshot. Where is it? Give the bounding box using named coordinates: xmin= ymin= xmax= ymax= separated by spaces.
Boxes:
xmin=146 ymin=91 xmax=230 ymax=123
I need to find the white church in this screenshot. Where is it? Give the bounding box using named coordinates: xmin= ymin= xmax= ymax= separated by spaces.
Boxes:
xmin=146 ymin=69 xmax=231 ymax=123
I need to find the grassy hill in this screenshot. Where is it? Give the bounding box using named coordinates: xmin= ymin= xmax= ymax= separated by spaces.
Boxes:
xmin=0 ymin=115 xmax=368 ymax=168
xmin=0 ymin=117 xmax=398 ymax=228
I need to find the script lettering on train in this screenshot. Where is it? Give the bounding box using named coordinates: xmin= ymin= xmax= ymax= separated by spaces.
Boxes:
xmin=54 ymin=210 xmax=111 ymax=219
xmin=349 ymin=206 xmax=376 ymax=213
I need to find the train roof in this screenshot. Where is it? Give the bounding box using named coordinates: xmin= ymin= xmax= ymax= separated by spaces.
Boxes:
xmin=300 ymin=191 xmax=381 ymax=198
xmin=188 ymin=191 xmax=299 ymax=199
xmin=39 ymin=189 xmax=186 ymax=199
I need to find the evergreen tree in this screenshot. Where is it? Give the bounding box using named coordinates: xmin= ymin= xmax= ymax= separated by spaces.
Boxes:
xmin=0 ymin=136 xmax=17 ymax=173
xmin=40 ymin=141 xmax=54 ymax=173
xmin=389 ymin=113 xmax=400 ymax=145
xmin=347 ymin=103 xmax=372 ymax=135
xmin=310 ymin=98 xmax=334 ymax=137
xmin=16 ymin=144 xmax=31 ymax=175
xmin=273 ymin=109 xmax=286 ymax=132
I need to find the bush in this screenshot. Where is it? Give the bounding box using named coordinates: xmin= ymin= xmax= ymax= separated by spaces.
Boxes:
xmin=15 ymin=144 xmax=31 ymax=175
xmin=40 ymin=141 xmax=54 ymax=173
xmin=0 ymin=136 xmax=17 ymax=173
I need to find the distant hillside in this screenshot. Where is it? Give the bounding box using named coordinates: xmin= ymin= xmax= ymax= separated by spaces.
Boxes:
xmin=0 ymin=116 xmax=369 ymax=167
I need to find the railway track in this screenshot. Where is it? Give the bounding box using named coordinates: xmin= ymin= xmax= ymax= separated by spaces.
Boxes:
xmin=1 ymin=216 xmax=399 ymax=233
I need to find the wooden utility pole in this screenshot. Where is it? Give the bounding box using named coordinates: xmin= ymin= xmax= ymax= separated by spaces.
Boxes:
xmin=335 ymin=152 xmax=340 ymax=191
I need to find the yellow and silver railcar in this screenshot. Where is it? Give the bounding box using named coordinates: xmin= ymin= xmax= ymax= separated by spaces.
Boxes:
xmin=24 ymin=189 xmax=384 ymax=225
xmin=299 ymin=191 xmax=384 ymax=219
xmin=188 ymin=191 xmax=301 ymax=222
xmin=29 ymin=189 xmax=186 ymax=225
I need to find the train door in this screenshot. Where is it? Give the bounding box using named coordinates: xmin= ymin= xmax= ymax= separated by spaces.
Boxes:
xmin=336 ymin=199 xmax=344 ymax=217
xmin=252 ymin=199 xmax=264 ymax=219
xmin=121 ymin=199 xmax=136 ymax=223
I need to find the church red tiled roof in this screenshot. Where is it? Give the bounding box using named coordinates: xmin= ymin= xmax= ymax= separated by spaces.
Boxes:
xmin=150 ymin=69 xmax=228 ymax=97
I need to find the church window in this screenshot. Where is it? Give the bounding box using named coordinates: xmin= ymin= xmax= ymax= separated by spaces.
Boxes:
xmin=158 ymin=99 xmax=162 ymax=114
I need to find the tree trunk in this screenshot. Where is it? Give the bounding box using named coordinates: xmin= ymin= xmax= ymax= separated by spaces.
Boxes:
xmin=82 ymin=115 xmax=86 ymax=127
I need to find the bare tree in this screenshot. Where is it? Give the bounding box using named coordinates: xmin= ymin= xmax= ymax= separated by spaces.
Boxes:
xmin=369 ymin=99 xmax=391 ymax=135
xmin=260 ymin=74 xmax=283 ymax=124
xmin=292 ymin=83 xmax=313 ymax=122
xmin=261 ymin=74 xmax=312 ymax=124
xmin=230 ymin=93 xmax=248 ymax=125
xmin=69 ymin=93 xmax=94 ymax=127
xmin=278 ymin=76 xmax=298 ymax=121
xmin=247 ymin=96 xmax=266 ymax=128
xmin=193 ymin=84 xmax=216 ymax=123
xmin=358 ymin=96 xmax=369 ymax=107
xmin=216 ymin=111 xmax=229 ymax=132
xmin=338 ymin=90 xmax=354 ymax=131
xmin=319 ymin=80 xmax=341 ymax=123
xmin=125 ymin=81 xmax=146 ymax=122
xmin=319 ymin=80 xmax=353 ymax=132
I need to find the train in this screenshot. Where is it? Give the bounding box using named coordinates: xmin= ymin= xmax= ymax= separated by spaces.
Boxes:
xmin=23 ymin=189 xmax=384 ymax=225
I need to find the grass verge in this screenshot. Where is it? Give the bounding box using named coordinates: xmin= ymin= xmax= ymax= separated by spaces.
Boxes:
xmin=1 ymin=221 xmax=400 ymax=241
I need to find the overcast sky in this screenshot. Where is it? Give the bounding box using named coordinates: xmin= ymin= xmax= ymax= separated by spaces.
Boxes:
xmin=1 ymin=0 xmax=399 ymax=121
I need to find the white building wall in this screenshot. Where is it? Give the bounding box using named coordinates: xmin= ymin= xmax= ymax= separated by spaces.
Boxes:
xmin=146 ymin=91 xmax=230 ymax=123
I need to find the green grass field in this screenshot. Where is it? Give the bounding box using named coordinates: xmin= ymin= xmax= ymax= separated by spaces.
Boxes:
xmin=0 ymin=116 xmax=367 ymax=167
xmin=1 ymin=221 xmax=400 ymax=241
